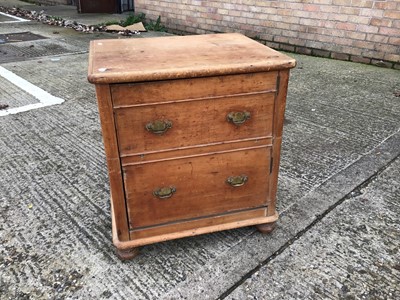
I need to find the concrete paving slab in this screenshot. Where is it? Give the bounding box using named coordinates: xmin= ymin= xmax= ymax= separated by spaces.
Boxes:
xmin=0 ymin=75 xmax=39 ymax=108
xmin=226 ymin=157 xmax=400 ymax=300
xmin=0 ymin=5 xmax=399 ymax=299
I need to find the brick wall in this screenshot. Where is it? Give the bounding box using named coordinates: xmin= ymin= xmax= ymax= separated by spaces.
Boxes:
xmin=135 ymin=0 xmax=400 ymax=68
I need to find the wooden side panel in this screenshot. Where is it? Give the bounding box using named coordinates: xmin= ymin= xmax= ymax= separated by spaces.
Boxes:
xmin=268 ymin=70 xmax=290 ymax=216
xmin=94 ymin=85 xmax=129 ymax=241
xmin=111 ymin=72 xmax=277 ymax=106
xmin=114 ymin=93 xmax=275 ymax=156
xmin=124 ymin=147 xmax=271 ymax=228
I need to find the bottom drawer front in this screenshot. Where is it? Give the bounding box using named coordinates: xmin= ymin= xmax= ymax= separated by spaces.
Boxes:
xmin=124 ymin=147 xmax=271 ymax=228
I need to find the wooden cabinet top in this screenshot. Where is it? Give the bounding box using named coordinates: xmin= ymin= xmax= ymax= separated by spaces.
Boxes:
xmin=88 ymin=33 xmax=296 ymax=84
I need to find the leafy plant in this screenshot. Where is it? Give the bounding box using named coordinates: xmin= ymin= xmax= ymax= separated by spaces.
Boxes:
xmin=104 ymin=20 xmax=120 ymax=26
xmin=145 ymin=16 xmax=166 ymax=32
xmin=120 ymin=13 xmax=146 ymax=27
xmin=98 ymin=13 xmax=166 ymax=32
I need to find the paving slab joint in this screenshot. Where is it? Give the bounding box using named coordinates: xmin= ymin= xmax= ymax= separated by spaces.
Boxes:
xmin=217 ymin=152 xmax=400 ymax=300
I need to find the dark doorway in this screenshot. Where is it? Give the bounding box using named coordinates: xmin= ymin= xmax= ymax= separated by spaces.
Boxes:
xmin=77 ymin=0 xmax=120 ymax=13
xmin=77 ymin=0 xmax=134 ymax=13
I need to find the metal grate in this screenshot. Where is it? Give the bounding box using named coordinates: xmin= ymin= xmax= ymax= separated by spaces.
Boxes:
xmin=0 ymin=41 xmax=78 ymax=63
xmin=0 ymin=32 xmax=46 ymax=44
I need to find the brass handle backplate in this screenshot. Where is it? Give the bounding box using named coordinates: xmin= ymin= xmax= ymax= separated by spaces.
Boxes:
xmin=146 ymin=119 xmax=172 ymax=134
xmin=227 ymin=111 xmax=251 ymax=125
xmin=226 ymin=175 xmax=248 ymax=187
xmin=153 ymin=186 xmax=176 ymax=199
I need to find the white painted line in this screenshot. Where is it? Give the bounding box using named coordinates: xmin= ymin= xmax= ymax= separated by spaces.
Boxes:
xmin=0 ymin=12 xmax=29 ymax=23
xmin=0 ymin=66 xmax=64 ymax=117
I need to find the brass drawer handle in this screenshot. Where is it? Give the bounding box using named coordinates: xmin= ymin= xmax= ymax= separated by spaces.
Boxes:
xmin=153 ymin=186 xmax=176 ymax=199
xmin=145 ymin=119 xmax=172 ymax=134
xmin=227 ymin=111 xmax=251 ymax=125
xmin=226 ymin=175 xmax=248 ymax=187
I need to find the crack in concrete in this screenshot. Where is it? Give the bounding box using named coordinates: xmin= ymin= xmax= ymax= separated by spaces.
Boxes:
xmin=218 ymin=153 xmax=400 ymax=300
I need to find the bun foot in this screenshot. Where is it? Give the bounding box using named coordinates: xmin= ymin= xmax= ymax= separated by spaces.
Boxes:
xmin=256 ymin=222 xmax=276 ymax=234
xmin=116 ymin=247 xmax=140 ymax=260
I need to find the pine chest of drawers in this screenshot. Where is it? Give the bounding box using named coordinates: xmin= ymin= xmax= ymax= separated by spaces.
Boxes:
xmin=88 ymin=33 xmax=295 ymax=259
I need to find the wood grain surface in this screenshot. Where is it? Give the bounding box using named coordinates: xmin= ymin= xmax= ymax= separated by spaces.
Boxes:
xmin=114 ymin=92 xmax=275 ymax=156
xmin=94 ymin=85 xmax=129 ymax=241
xmin=88 ymin=33 xmax=295 ymax=83
xmin=123 ymin=147 xmax=271 ymax=228
xmin=111 ymin=72 xmax=277 ymax=107
xmin=88 ymin=34 xmax=295 ymax=254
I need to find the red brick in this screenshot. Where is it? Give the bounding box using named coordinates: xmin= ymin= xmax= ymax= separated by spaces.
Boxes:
xmin=350 ymin=55 xmax=371 ymax=64
xmin=268 ymin=1 xmax=286 ymax=8
xmin=366 ymin=34 xmax=389 ymax=43
xmin=360 ymin=8 xmax=384 ymax=17
xmin=370 ymin=18 xmax=392 ymax=27
xmin=313 ymin=0 xmax=332 ymax=4
xmin=331 ymin=52 xmax=350 ymax=61
xmin=352 ymin=40 xmax=375 ymax=50
xmin=259 ymin=33 xmax=274 ymax=41
xmin=274 ymin=36 xmax=290 ymax=43
xmin=279 ymin=44 xmax=296 ymax=52
xmin=363 ymin=50 xmax=385 ymax=59
xmin=349 ymin=16 xmax=370 ymax=25
xmin=320 ymin=5 xmax=338 ymax=13
xmin=307 ymin=26 xmax=320 ymax=34
xmin=315 ymin=33 xmax=334 ymax=43
xmin=375 ymin=44 xmax=399 ymax=55
xmin=329 ymin=29 xmax=344 ymax=37
xmin=299 ymin=32 xmax=316 ymax=40
xmin=330 ymin=14 xmax=348 ymax=22
xmin=371 ymin=59 xmax=393 ymax=68
xmin=383 ymin=53 xmax=400 ymax=63
xmin=374 ymin=1 xmax=397 ymax=10
xmin=334 ymin=37 xmax=354 ymax=46
xmin=309 ymin=11 xmax=329 ymax=21
xmin=304 ymin=4 xmax=320 ymax=12
xmin=379 ymin=27 xmax=400 ymax=35
xmin=306 ymin=40 xmax=325 ymax=49
xmin=332 ymin=0 xmax=347 ymax=5
xmin=357 ymin=24 xmax=379 ymax=33
xmin=384 ymin=10 xmax=400 ymax=19
xmin=312 ymin=49 xmax=331 ymax=58
xmin=388 ymin=37 xmax=400 ymax=46
xmin=340 ymin=6 xmax=360 ymax=15
xmin=296 ymin=47 xmax=312 ymax=55
xmin=336 ymin=22 xmax=357 ymax=31
xmin=350 ymin=0 xmax=373 ymax=8
xmin=393 ymin=20 xmax=400 ymax=29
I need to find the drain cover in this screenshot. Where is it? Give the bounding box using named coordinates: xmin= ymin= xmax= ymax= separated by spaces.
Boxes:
xmin=0 ymin=32 xmax=47 ymax=44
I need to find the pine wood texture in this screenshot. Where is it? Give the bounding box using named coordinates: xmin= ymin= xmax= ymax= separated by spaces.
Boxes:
xmin=89 ymin=33 xmax=295 ymax=258
xmin=114 ymin=93 xmax=275 ymax=156
xmin=88 ymin=33 xmax=295 ymax=83
xmin=111 ymin=72 xmax=277 ymax=107
xmin=124 ymin=147 xmax=271 ymax=228
xmin=94 ymin=85 xmax=129 ymax=242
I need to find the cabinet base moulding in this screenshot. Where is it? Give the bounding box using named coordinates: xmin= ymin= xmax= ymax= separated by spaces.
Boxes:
xmin=111 ymin=200 xmax=279 ymax=251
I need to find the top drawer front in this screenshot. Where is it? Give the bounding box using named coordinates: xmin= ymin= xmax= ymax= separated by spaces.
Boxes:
xmin=111 ymin=72 xmax=277 ymax=107
xmin=114 ymin=93 xmax=275 ymax=156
